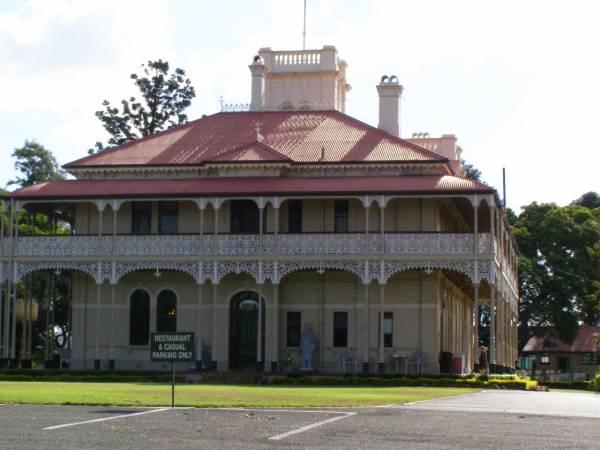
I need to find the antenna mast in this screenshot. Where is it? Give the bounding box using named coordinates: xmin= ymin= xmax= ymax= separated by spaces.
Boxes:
xmin=302 ymin=0 xmax=307 ymax=50
xmin=502 ymin=167 xmax=507 ymax=209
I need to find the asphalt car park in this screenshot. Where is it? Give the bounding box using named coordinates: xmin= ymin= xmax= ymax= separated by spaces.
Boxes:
xmin=2 ymin=391 xmax=600 ymax=449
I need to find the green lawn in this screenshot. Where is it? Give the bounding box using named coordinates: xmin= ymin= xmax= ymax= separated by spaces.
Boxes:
xmin=0 ymin=382 xmax=478 ymax=407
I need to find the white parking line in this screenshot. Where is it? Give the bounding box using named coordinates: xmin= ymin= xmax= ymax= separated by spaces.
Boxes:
xmin=43 ymin=407 xmax=172 ymax=430
xmin=268 ymin=411 xmax=357 ymax=441
xmin=199 ymin=407 xmax=351 ymax=414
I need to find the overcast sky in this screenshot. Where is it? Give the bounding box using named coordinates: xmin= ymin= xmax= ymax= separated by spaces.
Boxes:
xmin=1 ymin=0 xmax=598 ymax=211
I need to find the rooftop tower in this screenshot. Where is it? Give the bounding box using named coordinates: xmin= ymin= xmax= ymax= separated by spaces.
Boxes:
xmin=249 ymin=46 xmax=351 ymax=112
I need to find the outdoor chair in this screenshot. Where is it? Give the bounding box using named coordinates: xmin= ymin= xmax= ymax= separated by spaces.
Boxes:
xmin=388 ymin=350 xmax=409 ymax=374
xmin=335 ymin=348 xmax=358 ymax=373
xmin=407 ymin=350 xmax=426 ymax=375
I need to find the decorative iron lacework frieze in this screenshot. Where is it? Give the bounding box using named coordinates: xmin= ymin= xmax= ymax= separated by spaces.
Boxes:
xmin=374 ymin=259 xmax=477 ymax=284
xmin=9 ymin=257 xmax=495 ymax=288
xmin=113 ymin=261 xmax=200 ymax=284
xmin=275 ymin=260 xmax=368 ymax=284
xmin=15 ymin=261 xmax=103 ymax=284
xmin=478 ymin=260 xmax=494 ymax=284
xmin=214 ymin=261 xmax=261 ymax=283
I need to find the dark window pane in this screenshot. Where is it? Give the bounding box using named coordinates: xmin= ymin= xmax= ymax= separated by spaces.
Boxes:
xmin=288 ymin=200 xmax=302 ymax=233
xmin=582 ymin=353 xmax=598 ymax=365
xmin=379 ymin=312 xmax=394 ymax=347
xmin=286 ymin=311 xmax=302 ymax=347
xmin=159 ymin=202 xmax=179 ymax=234
xmin=129 ymin=290 xmax=150 ymax=345
xmin=156 ymin=290 xmax=177 ymax=332
xmin=230 ymin=200 xmax=259 ymax=233
xmin=333 ymin=311 xmax=348 ymax=347
xmin=131 ymin=202 xmax=152 ymax=234
xmin=334 ymin=200 xmax=349 ymax=232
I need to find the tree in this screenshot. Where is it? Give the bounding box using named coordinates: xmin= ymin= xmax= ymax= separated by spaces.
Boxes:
xmin=8 ymin=140 xmax=65 ymax=187
xmin=5 ymin=142 xmax=69 ymax=364
xmin=461 ymin=158 xmax=482 ymax=182
xmin=91 ymin=59 xmax=195 ymax=153
xmin=573 ymin=191 xmax=600 ymax=209
xmin=514 ymin=199 xmax=600 ymax=346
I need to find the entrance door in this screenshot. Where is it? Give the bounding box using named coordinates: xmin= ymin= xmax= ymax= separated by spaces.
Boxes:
xmin=229 ymin=291 xmax=265 ymax=370
xmin=558 ymin=356 xmax=569 ymax=372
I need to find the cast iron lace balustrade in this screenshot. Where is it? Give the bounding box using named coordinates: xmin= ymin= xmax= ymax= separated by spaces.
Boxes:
xmin=6 ymin=233 xmax=491 ymax=258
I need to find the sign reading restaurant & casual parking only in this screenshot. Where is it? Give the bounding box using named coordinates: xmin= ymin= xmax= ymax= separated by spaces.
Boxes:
xmin=151 ymin=332 xmax=195 ymax=362
xmin=150 ymin=332 xmax=195 ymax=408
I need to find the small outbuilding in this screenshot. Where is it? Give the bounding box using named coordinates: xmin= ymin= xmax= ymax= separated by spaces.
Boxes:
xmin=521 ymin=326 xmax=600 ymax=375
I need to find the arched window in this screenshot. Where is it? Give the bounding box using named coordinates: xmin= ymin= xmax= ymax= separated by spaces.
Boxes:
xmin=130 ymin=290 xmax=150 ymax=345
xmin=156 ymin=289 xmax=177 ymax=332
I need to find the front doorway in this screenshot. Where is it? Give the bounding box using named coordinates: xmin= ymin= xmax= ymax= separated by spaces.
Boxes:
xmin=229 ymin=291 xmax=265 ymax=370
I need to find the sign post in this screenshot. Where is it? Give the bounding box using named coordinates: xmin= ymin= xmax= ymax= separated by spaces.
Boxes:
xmin=151 ymin=332 xmax=195 ymax=408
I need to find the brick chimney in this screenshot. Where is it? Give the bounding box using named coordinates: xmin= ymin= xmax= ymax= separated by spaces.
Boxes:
xmin=249 ymin=54 xmax=266 ymax=111
xmin=376 ymin=75 xmax=403 ymax=137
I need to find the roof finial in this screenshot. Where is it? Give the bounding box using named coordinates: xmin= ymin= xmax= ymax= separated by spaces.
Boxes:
xmin=255 ymin=121 xmax=263 ymax=141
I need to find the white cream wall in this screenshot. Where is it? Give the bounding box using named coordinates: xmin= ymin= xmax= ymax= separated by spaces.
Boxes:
xmin=73 ymin=198 xmax=446 ymax=235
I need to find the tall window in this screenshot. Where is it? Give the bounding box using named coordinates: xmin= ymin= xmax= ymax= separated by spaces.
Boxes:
xmin=230 ymin=200 xmax=259 ymax=233
xmin=334 ymin=200 xmax=349 ymax=232
xmin=378 ymin=312 xmax=394 ymax=347
xmin=286 ymin=311 xmax=302 ymax=347
xmin=288 ymin=200 xmax=302 ymax=233
xmin=333 ymin=311 xmax=348 ymax=347
xmin=131 ymin=202 xmax=152 ymax=234
xmin=156 ymin=290 xmax=177 ymax=332
xmin=129 ymin=290 xmax=150 ymax=345
xmin=159 ymin=201 xmax=179 ymax=234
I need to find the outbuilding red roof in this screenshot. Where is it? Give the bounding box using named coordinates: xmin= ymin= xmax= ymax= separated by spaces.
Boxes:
xmin=7 ymin=175 xmax=493 ymax=200
xmin=64 ymin=110 xmax=448 ymax=168
xmin=522 ymin=326 xmax=600 ymax=353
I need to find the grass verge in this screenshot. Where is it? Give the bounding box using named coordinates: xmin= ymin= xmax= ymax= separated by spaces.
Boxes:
xmin=0 ymin=382 xmax=478 ymax=408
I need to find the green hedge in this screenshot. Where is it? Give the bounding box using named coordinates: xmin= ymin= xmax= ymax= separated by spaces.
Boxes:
xmin=270 ymin=375 xmax=537 ymax=391
xmin=0 ymin=371 xmax=186 ymax=383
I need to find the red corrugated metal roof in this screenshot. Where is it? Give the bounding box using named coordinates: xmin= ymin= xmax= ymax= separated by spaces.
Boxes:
xmin=7 ymin=175 xmax=492 ymax=199
xmin=522 ymin=326 xmax=600 ymax=353
xmin=64 ymin=111 xmax=448 ymax=168
xmin=206 ymin=141 xmax=291 ymax=162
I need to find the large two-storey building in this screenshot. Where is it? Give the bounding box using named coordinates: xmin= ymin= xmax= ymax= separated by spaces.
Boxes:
xmin=0 ymin=46 xmax=519 ymax=373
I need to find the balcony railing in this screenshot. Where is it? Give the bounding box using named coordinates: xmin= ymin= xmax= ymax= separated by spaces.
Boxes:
xmin=2 ymin=233 xmax=492 ymax=258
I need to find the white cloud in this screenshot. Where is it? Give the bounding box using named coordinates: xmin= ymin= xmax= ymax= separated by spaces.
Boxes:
xmin=0 ymin=0 xmax=171 ymax=115
xmin=1 ymin=0 xmax=598 ymax=210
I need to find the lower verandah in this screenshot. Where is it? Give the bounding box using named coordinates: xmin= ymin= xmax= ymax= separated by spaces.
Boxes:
xmin=67 ymin=269 xmax=474 ymax=374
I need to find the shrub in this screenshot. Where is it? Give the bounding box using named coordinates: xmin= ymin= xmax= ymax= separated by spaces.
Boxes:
xmin=0 ymin=372 xmax=185 ymax=383
xmin=268 ymin=375 xmax=537 ymax=390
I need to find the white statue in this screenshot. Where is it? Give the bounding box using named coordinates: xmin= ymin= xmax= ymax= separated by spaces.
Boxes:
xmin=300 ymin=323 xmax=315 ymax=370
